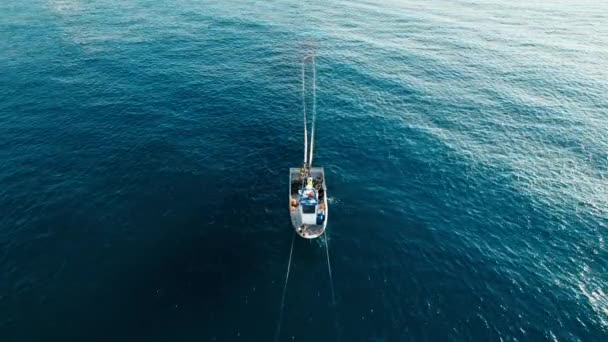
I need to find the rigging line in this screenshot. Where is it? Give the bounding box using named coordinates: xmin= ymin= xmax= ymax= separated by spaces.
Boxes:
xmin=324 ymin=233 xmax=341 ymax=342
xmin=302 ymin=59 xmax=308 ymax=166
xmin=274 ymin=232 xmax=296 ymax=342
xmin=309 ymin=53 xmax=317 ymax=166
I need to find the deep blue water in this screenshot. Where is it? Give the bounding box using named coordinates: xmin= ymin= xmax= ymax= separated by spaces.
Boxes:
xmin=2 ymin=0 xmax=608 ymax=341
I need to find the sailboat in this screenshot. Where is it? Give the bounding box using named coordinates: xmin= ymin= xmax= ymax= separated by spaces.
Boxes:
xmin=289 ymin=54 xmax=328 ymax=239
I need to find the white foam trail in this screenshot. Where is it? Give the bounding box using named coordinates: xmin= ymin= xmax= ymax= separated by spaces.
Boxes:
xmin=309 ymin=53 xmax=317 ymax=166
xmin=302 ymin=61 xmax=308 ymax=165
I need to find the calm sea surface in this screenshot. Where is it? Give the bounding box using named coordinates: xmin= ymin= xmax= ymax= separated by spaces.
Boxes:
xmin=1 ymin=0 xmax=608 ymax=340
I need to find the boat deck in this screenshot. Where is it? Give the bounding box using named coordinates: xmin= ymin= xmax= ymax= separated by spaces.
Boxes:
xmin=289 ymin=167 xmax=327 ymax=238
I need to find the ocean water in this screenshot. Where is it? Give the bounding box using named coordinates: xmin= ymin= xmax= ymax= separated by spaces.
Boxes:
xmin=1 ymin=0 xmax=608 ymax=340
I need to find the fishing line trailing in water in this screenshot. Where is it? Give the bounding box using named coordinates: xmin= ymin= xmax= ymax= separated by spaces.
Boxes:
xmin=325 ymin=233 xmax=341 ymax=342
xmin=274 ymin=232 xmax=295 ymax=342
xmin=324 ymin=234 xmax=336 ymax=308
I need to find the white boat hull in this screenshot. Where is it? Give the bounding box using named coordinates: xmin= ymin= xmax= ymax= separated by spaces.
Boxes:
xmin=289 ymin=167 xmax=327 ymax=239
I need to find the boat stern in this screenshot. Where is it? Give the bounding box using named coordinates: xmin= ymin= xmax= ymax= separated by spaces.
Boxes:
xmin=296 ymin=224 xmax=326 ymax=239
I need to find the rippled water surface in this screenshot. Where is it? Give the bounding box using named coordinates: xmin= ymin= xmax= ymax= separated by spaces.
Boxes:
xmin=1 ymin=0 xmax=608 ymax=340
